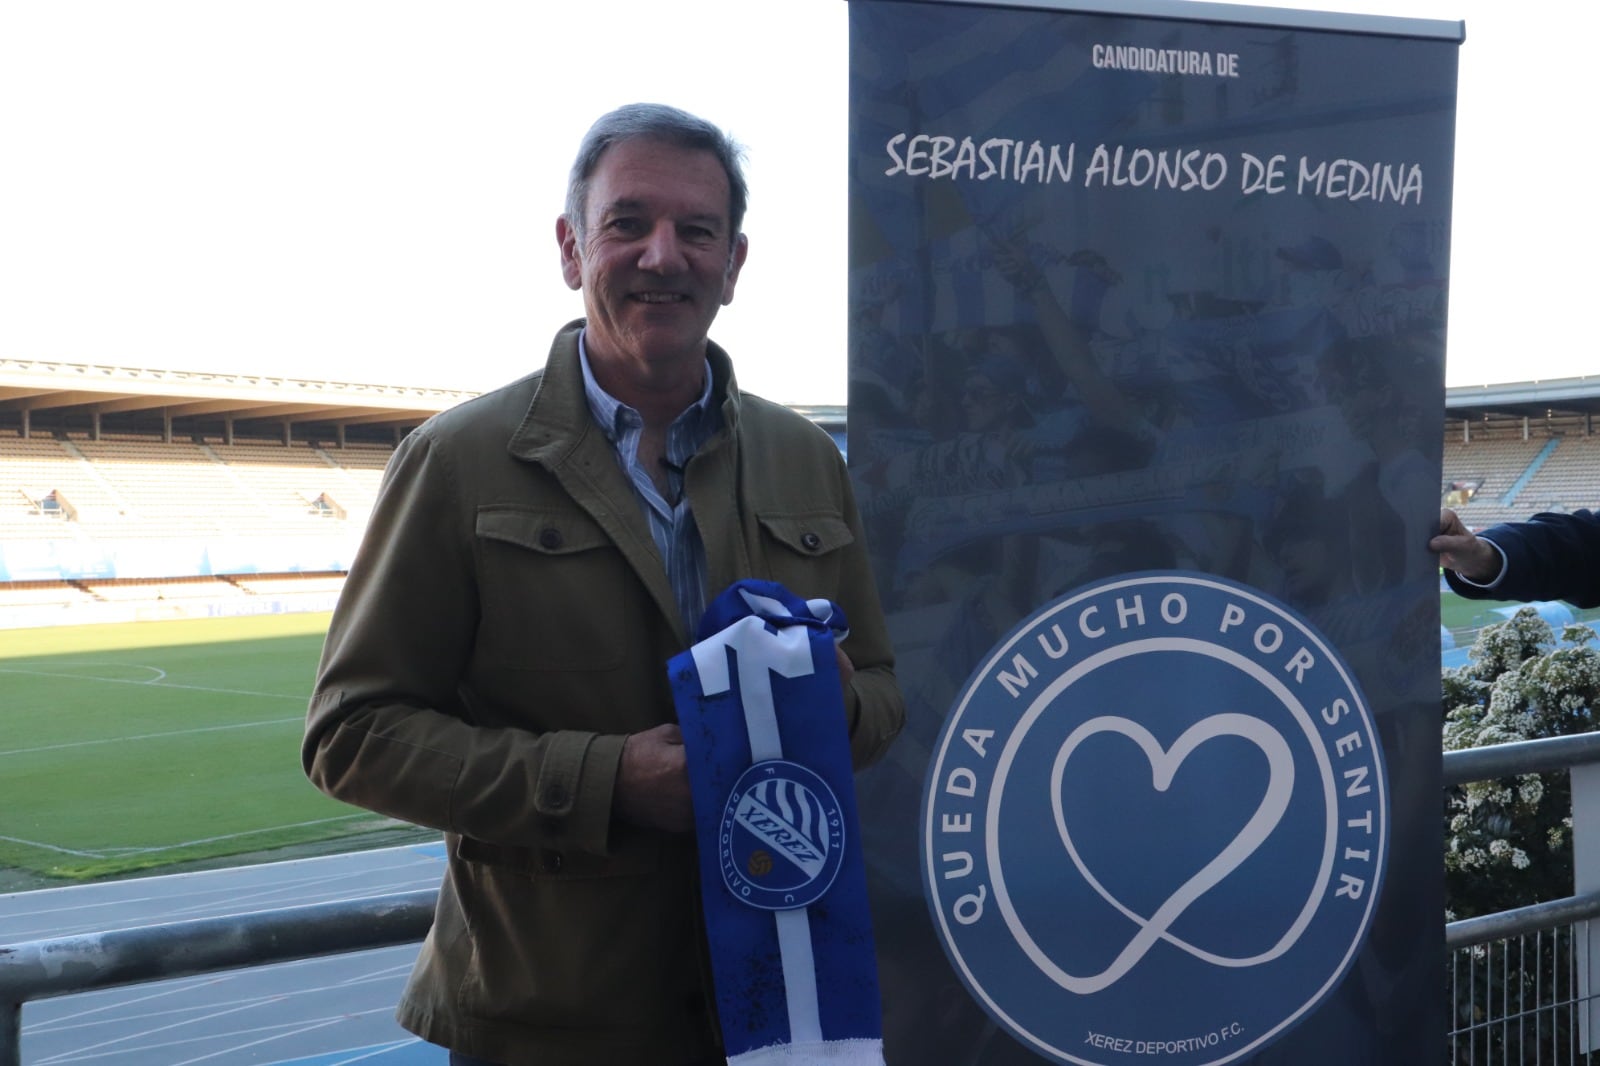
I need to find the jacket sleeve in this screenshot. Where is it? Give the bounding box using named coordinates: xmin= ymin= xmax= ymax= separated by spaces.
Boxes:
xmin=1444 ymin=509 xmax=1600 ymax=608
xmin=302 ymin=428 xmax=626 ymax=856
xmin=833 ymin=449 xmax=907 ymax=770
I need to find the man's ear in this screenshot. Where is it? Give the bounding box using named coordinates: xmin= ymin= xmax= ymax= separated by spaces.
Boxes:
xmin=721 ymin=233 xmax=749 ymax=306
xmin=556 ymin=215 xmax=583 ymax=292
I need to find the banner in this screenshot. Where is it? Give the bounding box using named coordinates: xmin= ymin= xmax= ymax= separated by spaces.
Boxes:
xmin=847 ymin=1 xmax=1460 ymax=1063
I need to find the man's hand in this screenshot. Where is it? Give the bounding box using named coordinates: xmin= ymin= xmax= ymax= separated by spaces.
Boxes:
xmin=615 ymin=723 xmax=694 ymax=833
xmin=1431 ymin=508 xmax=1502 ymax=583
xmin=617 ymin=646 xmax=855 ymax=834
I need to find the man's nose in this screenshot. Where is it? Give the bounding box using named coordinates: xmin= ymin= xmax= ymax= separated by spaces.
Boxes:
xmin=637 ymin=221 xmax=687 ymax=273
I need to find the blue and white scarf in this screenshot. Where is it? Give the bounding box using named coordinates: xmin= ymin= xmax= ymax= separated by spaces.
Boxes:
xmin=669 ymin=580 xmax=884 ymax=1066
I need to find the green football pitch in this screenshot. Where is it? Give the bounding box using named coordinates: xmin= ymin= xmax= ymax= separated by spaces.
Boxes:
xmin=0 ymin=590 xmax=1572 ymax=884
xmin=0 ymin=612 xmax=429 ymax=882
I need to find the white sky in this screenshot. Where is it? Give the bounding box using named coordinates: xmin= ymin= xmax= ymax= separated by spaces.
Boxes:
xmin=0 ymin=1 xmax=1585 ymax=402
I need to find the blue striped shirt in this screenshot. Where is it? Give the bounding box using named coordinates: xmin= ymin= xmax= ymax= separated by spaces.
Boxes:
xmin=578 ymin=332 xmax=718 ymax=638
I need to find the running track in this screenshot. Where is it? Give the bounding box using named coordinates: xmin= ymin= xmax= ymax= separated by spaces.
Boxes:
xmin=0 ymin=843 xmax=449 ymax=1065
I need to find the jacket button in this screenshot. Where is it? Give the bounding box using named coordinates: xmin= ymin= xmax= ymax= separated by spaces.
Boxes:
xmin=801 ymin=532 xmax=822 ymax=551
xmin=543 ymin=786 xmax=567 ymax=808
xmin=541 ymin=850 xmax=564 ymax=873
xmin=539 ymin=527 xmax=563 ymax=550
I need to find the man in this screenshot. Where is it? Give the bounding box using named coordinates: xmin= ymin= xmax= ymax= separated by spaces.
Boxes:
xmin=302 ymin=103 xmax=904 ymax=1066
xmin=1434 ymin=506 xmax=1600 ymax=607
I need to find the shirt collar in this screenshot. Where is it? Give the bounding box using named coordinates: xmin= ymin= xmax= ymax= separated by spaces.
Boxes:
xmin=577 ymin=329 xmax=716 ymax=445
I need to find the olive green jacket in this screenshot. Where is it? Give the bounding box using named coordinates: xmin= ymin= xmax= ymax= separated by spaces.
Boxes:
xmin=303 ymin=322 xmax=904 ymax=1065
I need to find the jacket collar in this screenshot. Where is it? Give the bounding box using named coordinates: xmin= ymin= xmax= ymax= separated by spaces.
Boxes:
xmin=508 ymin=319 xmax=742 ymax=463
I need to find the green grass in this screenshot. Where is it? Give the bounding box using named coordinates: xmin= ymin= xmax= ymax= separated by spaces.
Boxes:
xmin=1439 ymin=588 xmax=1518 ymax=634
xmin=0 ymin=613 xmax=417 ymax=881
xmin=2 ymin=592 xmax=1587 ymax=884
xmin=1440 ymin=587 xmax=1600 ymax=643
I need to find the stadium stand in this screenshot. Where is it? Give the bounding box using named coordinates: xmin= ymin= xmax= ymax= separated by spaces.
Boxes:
xmin=0 ymin=434 xmax=391 ymax=626
xmin=1 ymin=437 xmax=386 ymax=534
xmin=9 ymin=357 xmax=1596 ymax=625
xmin=0 ymin=359 xmax=469 ymax=626
xmin=1439 ymin=437 xmax=1548 ymax=527
xmin=0 ymin=359 xmax=851 ymax=629
xmin=1444 ymin=380 xmax=1600 ymax=529
xmin=1505 ymin=434 xmax=1600 ymax=515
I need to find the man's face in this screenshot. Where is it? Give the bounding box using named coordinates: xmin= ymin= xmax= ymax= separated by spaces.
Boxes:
xmin=557 ymin=137 xmax=747 ymax=376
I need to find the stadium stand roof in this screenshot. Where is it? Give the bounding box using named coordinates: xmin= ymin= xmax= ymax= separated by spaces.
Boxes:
xmin=1447 ymin=375 xmax=1600 ymax=436
xmin=0 ymin=358 xmax=847 ymax=447
xmin=2 ymin=354 xmax=1590 ymax=447
xmin=0 ymin=357 xmax=487 ymax=446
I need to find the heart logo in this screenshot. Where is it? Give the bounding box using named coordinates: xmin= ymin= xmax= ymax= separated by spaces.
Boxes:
xmin=923 ymin=573 xmax=1386 ymax=1065
xmin=1043 ymin=713 xmax=1298 ymax=994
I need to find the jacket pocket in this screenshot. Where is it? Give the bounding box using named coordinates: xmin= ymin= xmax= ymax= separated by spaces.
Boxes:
xmin=755 ymin=510 xmax=854 ymax=596
xmin=453 ymin=834 xmax=703 ymax=1030
xmin=473 ymin=505 xmax=626 ymax=671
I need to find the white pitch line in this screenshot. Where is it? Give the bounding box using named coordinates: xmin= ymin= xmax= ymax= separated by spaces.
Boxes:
xmin=26 ymin=977 xmax=373 ymax=1064
xmin=34 ymin=1013 xmax=355 ymax=1065
xmin=95 ymin=815 xmax=370 ymax=856
xmin=24 ymin=954 xmax=421 ymax=1038
xmin=30 ymin=972 xmax=406 ymax=1038
xmin=0 ymin=717 xmax=306 ymax=757
xmin=0 ymin=835 xmax=103 ymax=858
xmin=143 ymin=866 xmax=439 ymax=924
xmin=0 ymin=664 xmax=306 ymax=702
xmin=0 ymin=844 xmax=442 ymax=928
xmin=31 ymin=974 xmax=402 ymax=1065
xmin=0 ymin=864 xmax=435 ymax=934
xmin=0 ymin=815 xmax=367 ymax=862
xmin=334 ymin=961 xmax=417 ymax=987
xmin=310 ymin=1038 xmax=428 ymax=1066
xmin=170 ymin=1009 xmax=397 ymax=1066
xmin=0 ymin=660 xmax=167 ymax=683
xmin=21 ymin=975 xmax=236 ymax=1035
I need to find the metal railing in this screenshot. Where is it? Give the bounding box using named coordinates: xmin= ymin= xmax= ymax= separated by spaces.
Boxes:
xmin=4 ymin=734 xmax=1600 ymax=1066
xmin=1450 ymin=921 xmax=1600 ymax=1064
xmin=1444 ymin=733 xmax=1600 ymax=951
xmin=0 ymin=889 xmax=435 ymax=1066
xmin=1443 ymin=733 xmax=1600 ymax=1064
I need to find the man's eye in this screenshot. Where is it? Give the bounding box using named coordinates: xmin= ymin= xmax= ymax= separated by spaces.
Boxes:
xmin=609 ymin=218 xmax=643 ymax=234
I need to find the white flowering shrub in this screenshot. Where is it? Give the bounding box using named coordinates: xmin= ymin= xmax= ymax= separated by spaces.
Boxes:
xmin=1443 ymin=609 xmax=1600 ymax=919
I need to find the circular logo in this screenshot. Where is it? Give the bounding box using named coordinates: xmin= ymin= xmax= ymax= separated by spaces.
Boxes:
xmin=721 ymin=759 xmax=846 ymax=910
xmin=921 ymin=571 xmax=1387 ymax=1066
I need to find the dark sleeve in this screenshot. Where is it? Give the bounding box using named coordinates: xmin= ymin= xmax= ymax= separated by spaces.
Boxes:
xmin=1446 ymin=509 xmax=1600 ymax=608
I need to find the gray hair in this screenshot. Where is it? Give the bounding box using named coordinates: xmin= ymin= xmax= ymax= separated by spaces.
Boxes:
xmin=564 ymin=103 xmax=749 ymax=242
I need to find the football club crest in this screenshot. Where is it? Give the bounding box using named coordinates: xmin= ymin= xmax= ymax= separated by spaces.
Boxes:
xmin=921 ymin=571 xmax=1388 ymax=1066
xmin=722 ymin=759 xmax=846 ymax=911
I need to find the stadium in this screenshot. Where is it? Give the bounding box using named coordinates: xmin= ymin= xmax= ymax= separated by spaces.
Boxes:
xmin=0 ymin=358 xmax=850 ymax=1062
xmin=2 ymin=0 xmax=1588 ymax=1059
xmin=0 ymin=356 xmax=850 ymax=883
xmin=5 ymin=353 xmax=1600 ymax=1061
xmin=0 ymin=356 xmax=848 ymax=628
xmin=4 ymin=354 xmax=1592 ymax=633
